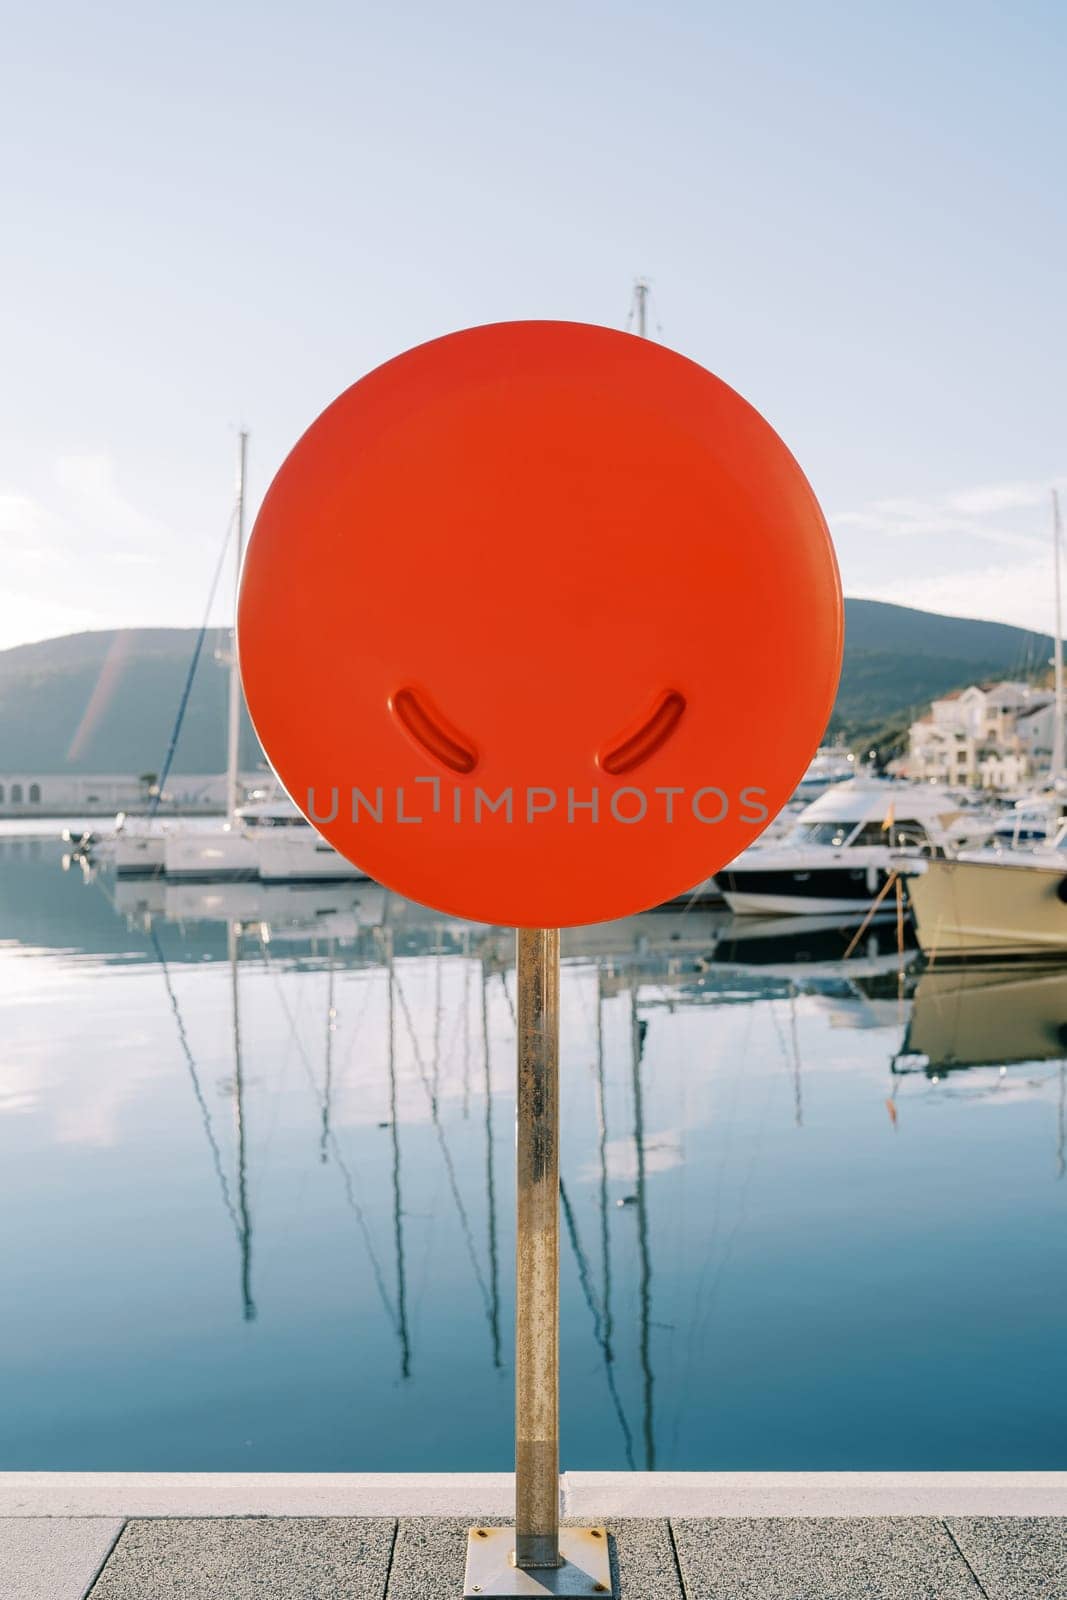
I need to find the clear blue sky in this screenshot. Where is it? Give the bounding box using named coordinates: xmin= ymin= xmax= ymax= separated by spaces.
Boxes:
xmin=2 ymin=0 xmax=1064 ymax=648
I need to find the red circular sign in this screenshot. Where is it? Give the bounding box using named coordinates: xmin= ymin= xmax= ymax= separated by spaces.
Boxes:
xmin=238 ymin=321 xmax=842 ymax=926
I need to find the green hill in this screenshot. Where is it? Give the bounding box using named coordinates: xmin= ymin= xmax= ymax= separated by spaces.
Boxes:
xmin=832 ymin=599 xmax=1052 ymax=751
xmin=0 ymin=601 xmax=1053 ymax=773
xmin=831 ymin=601 xmax=1049 ymax=736
xmin=0 ymin=628 xmax=264 ymax=775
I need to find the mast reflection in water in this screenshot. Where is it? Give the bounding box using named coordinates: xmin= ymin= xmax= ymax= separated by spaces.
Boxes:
xmin=0 ymin=837 xmax=1064 ymax=1471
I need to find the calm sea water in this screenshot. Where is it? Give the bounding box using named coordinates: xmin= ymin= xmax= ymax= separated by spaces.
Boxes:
xmin=1 ymin=835 xmax=1064 ymax=1470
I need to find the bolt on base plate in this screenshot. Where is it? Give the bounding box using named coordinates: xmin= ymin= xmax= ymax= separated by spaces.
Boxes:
xmin=463 ymin=1527 xmax=613 ymax=1597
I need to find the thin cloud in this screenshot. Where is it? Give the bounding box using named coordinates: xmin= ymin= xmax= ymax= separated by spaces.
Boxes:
xmin=832 ymin=478 xmax=1058 ymax=553
xmin=852 ymin=555 xmax=1060 ymax=632
xmin=834 ymin=473 xmax=1067 ymax=631
xmin=944 ymin=480 xmax=1058 ymax=516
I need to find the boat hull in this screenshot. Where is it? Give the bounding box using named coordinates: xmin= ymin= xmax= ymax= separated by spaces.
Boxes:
xmin=112 ymin=835 xmax=166 ymax=875
xmin=717 ymin=861 xmax=892 ymax=917
xmin=721 ymin=890 xmax=892 ymax=916
xmin=163 ymin=830 xmax=257 ymax=880
xmin=905 ymin=856 xmax=1067 ymax=958
xmin=256 ymin=832 xmax=370 ymax=882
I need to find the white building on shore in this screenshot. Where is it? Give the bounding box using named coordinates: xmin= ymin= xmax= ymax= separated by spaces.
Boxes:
xmin=0 ymin=773 xmax=263 ymax=818
xmin=904 ymin=681 xmax=1056 ymax=790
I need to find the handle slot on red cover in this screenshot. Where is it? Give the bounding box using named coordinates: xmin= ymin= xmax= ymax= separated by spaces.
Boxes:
xmin=599 ymin=689 xmax=687 ymax=776
xmin=391 ymin=686 xmax=479 ymax=774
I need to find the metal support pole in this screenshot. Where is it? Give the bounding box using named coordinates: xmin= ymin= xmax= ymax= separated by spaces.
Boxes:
xmin=515 ymin=927 xmax=561 ymax=1569
xmin=463 ymin=929 xmax=612 ymax=1597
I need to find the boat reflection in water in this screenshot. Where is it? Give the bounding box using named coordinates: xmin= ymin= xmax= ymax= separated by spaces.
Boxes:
xmin=899 ymin=963 xmax=1067 ymax=1075
xmin=897 ymin=964 xmax=1067 ymax=1178
xmin=113 ymin=874 xmax=391 ymax=946
xmin=710 ymin=910 xmax=918 ymax=976
xmin=110 ymin=874 xmax=723 ymax=966
xmin=7 ymin=838 xmax=1066 ymax=1473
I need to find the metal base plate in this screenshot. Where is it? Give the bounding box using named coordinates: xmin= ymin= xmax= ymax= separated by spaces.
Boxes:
xmin=463 ymin=1527 xmax=613 ymax=1597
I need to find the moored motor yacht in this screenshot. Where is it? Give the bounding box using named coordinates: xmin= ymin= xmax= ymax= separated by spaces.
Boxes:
xmin=714 ymin=779 xmax=1000 ymax=916
xmin=111 ymin=828 xmax=164 ymax=874
xmin=902 ymin=824 xmax=1067 ymax=959
xmin=986 ymin=782 xmax=1067 ymax=848
xmin=162 ymin=794 xmax=370 ymax=881
xmin=791 ymin=744 xmax=857 ymax=802
xmin=162 ymin=815 xmax=258 ymax=879
xmin=67 ymin=813 xmax=168 ymax=876
xmin=246 ymin=799 xmax=369 ymax=882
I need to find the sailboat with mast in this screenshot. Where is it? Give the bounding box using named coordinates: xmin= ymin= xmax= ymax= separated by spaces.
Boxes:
xmin=156 ymin=436 xmax=370 ymax=882
xmin=162 ymin=432 xmax=259 ymax=879
xmin=81 ymin=435 xmax=252 ymax=877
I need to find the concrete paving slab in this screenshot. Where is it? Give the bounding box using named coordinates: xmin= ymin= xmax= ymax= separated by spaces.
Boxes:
xmin=8 ymin=1511 xmax=1056 ymax=1600
xmin=947 ymin=1516 xmax=1067 ymax=1599
xmin=87 ymin=1516 xmax=396 ymax=1599
xmin=386 ymin=1516 xmax=508 ymax=1599
xmin=386 ymin=1517 xmax=683 ymax=1598
xmin=671 ymin=1516 xmax=982 ymax=1599
xmin=0 ymin=1516 xmax=123 ymax=1600
xmin=599 ymin=1519 xmax=683 ymax=1599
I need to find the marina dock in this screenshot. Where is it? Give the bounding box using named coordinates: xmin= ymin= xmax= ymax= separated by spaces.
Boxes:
xmin=3 ymin=1473 xmax=1065 ymax=1598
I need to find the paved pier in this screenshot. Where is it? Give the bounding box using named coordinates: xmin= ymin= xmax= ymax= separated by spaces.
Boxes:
xmin=2 ymin=1475 xmax=1064 ymax=1599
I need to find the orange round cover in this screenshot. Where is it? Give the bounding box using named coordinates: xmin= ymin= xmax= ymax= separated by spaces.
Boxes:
xmin=238 ymin=321 xmax=842 ymax=927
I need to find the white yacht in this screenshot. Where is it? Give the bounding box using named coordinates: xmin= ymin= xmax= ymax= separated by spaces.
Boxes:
xmin=111 ymin=819 xmax=167 ymax=874
xmin=986 ymin=784 xmax=1067 ymax=848
xmin=714 ymin=779 xmax=1000 ymax=916
xmin=791 ymin=745 xmax=856 ymax=802
xmin=161 ymin=795 xmax=370 ymax=882
xmin=162 ymin=814 xmax=258 ymax=879
xmin=903 ymin=825 xmax=1067 ymax=959
xmin=78 ymin=813 xmax=169 ymax=875
xmin=246 ymin=799 xmax=370 ymax=882
xmin=74 ymin=437 xmax=253 ymax=879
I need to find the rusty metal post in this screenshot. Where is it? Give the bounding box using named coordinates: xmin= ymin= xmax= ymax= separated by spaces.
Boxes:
xmin=515 ymin=927 xmax=561 ymax=1569
xmin=462 ymin=928 xmax=611 ymax=1597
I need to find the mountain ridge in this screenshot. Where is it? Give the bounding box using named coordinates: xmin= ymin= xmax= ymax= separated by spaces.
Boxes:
xmin=0 ymin=600 xmax=1053 ymax=773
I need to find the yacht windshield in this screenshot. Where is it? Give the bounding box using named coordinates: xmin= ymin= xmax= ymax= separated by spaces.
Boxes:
xmin=789 ymin=818 xmax=930 ymax=849
xmin=790 ymin=820 xmax=856 ymax=847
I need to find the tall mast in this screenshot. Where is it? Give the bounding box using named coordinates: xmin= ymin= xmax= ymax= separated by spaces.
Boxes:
xmin=225 ymin=431 xmax=248 ymax=822
xmin=1053 ymin=488 xmax=1064 ymax=783
xmin=633 ymin=278 xmax=650 ymax=339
